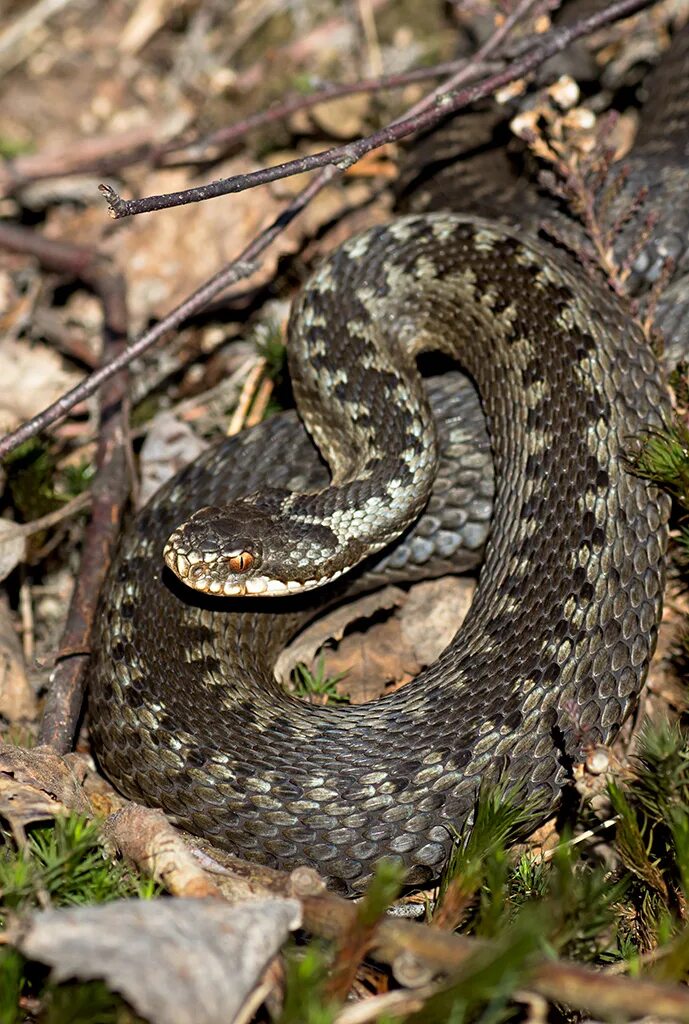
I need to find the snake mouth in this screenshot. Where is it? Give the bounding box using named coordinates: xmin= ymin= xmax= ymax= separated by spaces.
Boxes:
xmin=163 ymin=536 xmax=308 ymax=597
xmin=163 ymin=538 xmax=347 ymax=597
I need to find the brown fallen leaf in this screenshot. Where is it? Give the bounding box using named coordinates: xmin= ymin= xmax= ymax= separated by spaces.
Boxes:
xmin=11 ymin=896 xmax=302 ymax=1024
xmin=324 ymin=615 xmax=418 ymax=704
xmin=398 ymin=577 xmax=475 ymax=667
xmin=0 ymin=743 xmax=91 ymax=836
xmin=274 ymin=585 xmax=405 ymax=687
xmin=278 ymin=576 xmax=476 ymax=704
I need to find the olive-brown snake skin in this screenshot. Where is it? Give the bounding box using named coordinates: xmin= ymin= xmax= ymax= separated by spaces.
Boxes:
xmin=87 ymin=28 xmax=688 ymax=895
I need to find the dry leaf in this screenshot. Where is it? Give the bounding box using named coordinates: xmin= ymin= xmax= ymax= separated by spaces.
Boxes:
xmin=0 ymin=338 xmax=81 ymax=433
xmin=324 ymin=615 xmax=418 ymax=703
xmin=275 ymin=586 xmax=405 ymax=684
xmin=14 ymin=897 xmax=302 ymax=1024
xmin=398 ymin=577 xmax=475 ymax=666
xmin=278 ymin=577 xmax=476 ymax=704
xmin=0 ymin=744 xmax=91 ymax=832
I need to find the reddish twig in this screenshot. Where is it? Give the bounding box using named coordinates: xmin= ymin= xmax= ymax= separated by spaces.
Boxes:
xmin=101 ymin=0 xmax=654 ymax=220
xmin=0 ymin=127 xmax=156 ymax=196
xmin=164 ymin=60 xmax=495 ymax=163
xmin=0 ymin=64 xmax=496 ymax=190
xmin=0 ymin=0 xmax=653 ymax=462
xmin=15 ymin=230 xmax=132 ymax=752
xmin=0 ymin=170 xmax=333 ymax=460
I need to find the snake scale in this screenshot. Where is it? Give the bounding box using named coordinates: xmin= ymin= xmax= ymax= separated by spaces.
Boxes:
xmin=88 ymin=25 xmax=688 ymax=895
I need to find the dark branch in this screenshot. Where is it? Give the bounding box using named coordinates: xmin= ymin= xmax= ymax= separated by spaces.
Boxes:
xmin=102 ymin=0 xmax=655 ymax=220
xmin=0 ymin=0 xmax=654 ymax=459
xmin=0 ymin=170 xmax=335 ymax=459
xmin=163 ymin=60 xmax=495 ymax=163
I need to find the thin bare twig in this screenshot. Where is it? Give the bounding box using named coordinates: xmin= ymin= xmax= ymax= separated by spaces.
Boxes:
xmin=164 ymin=60 xmax=491 ymax=162
xmin=104 ymin=829 xmax=689 ymax=1023
xmin=0 ymin=170 xmax=332 ymax=459
xmin=0 ymin=0 xmax=652 ymax=461
xmin=17 ymin=228 xmax=132 ymax=751
xmin=8 ymin=492 xmax=91 ymax=540
xmin=101 ymin=0 xmax=654 ymax=219
xmin=1 ymin=62 xmax=493 ymax=190
xmin=398 ymin=0 xmax=537 ymax=123
xmin=0 ymin=127 xmax=156 ymax=195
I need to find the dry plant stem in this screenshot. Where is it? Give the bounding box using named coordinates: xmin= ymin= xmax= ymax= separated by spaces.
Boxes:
xmin=111 ymin=828 xmax=689 ymax=1023
xmin=19 ymin=577 xmax=34 ymax=663
xmin=334 ymin=987 xmax=435 ymax=1024
xmin=0 ymin=0 xmax=638 ymax=460
xmin=168 ymin=61 xmax=493 ymax=161
xmin=297 ymin=892 xmax=689 ymax=1020
xmin=431 ymin=879 xmax=475 ymax=931
xmin=103 ymin=806 xmax=223 ymax=898
xmin=357 ymin=0 xmax=383 ymax=78
xmin=13 ymin=493 xmax=92 ymax=539
xmin=325 ymin=905 xmax=383 ymax=1002
xmin=227 ymin=359 xmax=267 ymax=435
xmin=0 ymin=168 xmax=335 ymax=460
xmin=0 ymin=126 xmax=156 ymax=195
xmin=0 ymin=222 xmax=113 ymax=282
xmin=245 ymin=375 xmax=274 ymax=429
xmin=101 ymin=0 xmax=654 ymax=219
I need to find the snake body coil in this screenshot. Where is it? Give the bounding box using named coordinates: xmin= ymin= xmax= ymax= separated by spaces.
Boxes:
xmin=89 ymin=212 xmax=670 ymax=893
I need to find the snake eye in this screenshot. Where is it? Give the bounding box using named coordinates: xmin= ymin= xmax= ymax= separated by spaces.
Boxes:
xmin=228 ymin=551 xmax=254 ymax=573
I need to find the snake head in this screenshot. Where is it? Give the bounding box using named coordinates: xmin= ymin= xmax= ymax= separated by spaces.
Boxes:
xmin=163 ymin=495 xmax=335 ymax=597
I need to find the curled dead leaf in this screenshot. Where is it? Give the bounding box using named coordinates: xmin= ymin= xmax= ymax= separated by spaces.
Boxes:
xmin=0 ymin=743 xmax=91 ymax=834
xmin=13 ymin=897 xmax=302 ymax=1024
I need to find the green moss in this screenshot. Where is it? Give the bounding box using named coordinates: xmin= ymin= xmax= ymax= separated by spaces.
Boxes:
xmin=0 ymin=815 xmax=156 ymax=922
xmin=3 ymin=438 xmax=93 ymax=523
xmin=0 ymin=815 xmax=157 ymax=1022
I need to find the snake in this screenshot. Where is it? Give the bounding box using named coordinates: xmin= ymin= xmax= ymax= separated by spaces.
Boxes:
xmin=87 ymin=25 xmax=687 ymax=895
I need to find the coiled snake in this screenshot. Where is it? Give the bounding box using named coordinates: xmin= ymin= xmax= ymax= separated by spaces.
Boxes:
xmin=88 ymin=33 xmax=685 ymax=894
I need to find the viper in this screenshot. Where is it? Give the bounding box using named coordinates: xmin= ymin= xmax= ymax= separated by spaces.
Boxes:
xmin=87 ymin=23 xmax=687 ymax=895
